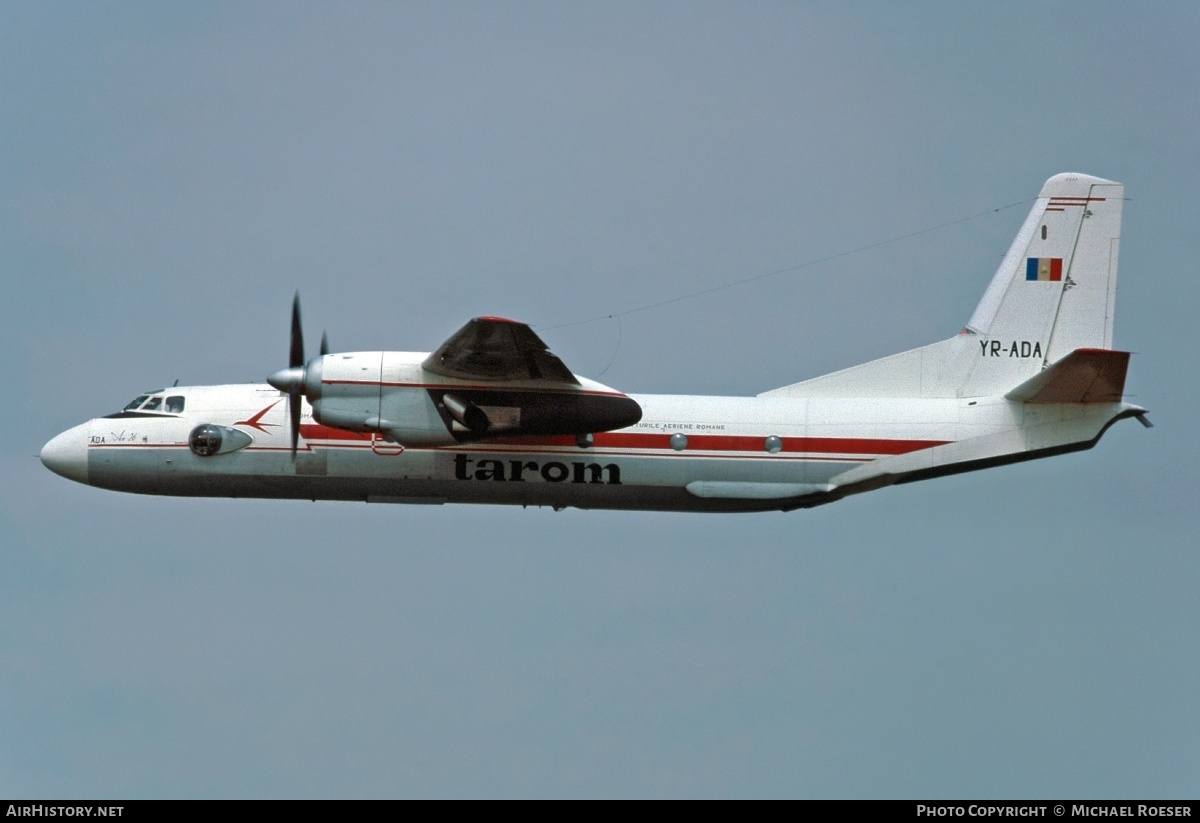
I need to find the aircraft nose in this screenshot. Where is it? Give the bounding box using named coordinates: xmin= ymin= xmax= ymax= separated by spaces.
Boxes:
xmin=40 ymin=423 xmax=90 ymax=485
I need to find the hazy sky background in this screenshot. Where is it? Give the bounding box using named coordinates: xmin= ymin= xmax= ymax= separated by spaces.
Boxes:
xmin=3 ymin=1 xmax=1198 ymax=798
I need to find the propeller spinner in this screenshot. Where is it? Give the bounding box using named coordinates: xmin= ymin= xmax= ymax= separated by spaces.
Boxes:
xmin=266 ymin=293 xmax=325 ymax=458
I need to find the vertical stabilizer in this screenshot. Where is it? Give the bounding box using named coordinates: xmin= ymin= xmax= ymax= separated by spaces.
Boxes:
xmin=761 ymin=173 xmax=1125 ymax=401
xmin=959 ymin=173 xmax=1123 ymax=396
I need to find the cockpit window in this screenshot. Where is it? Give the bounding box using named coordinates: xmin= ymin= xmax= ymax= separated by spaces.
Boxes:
xmin=165 ymin=395 xmax=185 ymax=413
xmin=123 ymin=395 xmax=150 ymax=411
xmin=142 ymin=396 xmax=162 ymax=411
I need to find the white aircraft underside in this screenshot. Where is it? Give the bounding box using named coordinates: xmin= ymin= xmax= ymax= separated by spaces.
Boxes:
xmin=41 ymin=173 xmax=1148 ymax=513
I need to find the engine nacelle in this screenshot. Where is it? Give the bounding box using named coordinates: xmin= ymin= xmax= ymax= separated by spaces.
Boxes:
xmin=307 ymin=351 xmax=459 ymax=446
xmin=375 ymin=355 xmax=469 ymax=445
xmin=302 ymin=350 xmax=641 ymax=447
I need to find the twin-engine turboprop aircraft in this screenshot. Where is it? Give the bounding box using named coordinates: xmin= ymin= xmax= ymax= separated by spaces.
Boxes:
xmin=41 ymin=173 xmax=1149 ymax=513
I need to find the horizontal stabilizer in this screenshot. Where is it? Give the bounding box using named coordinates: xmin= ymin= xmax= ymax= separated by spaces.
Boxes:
xmin=1005 ymin=348 xmax=1129 ymax=404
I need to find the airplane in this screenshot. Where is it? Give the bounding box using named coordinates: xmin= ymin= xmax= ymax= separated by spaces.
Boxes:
xmin=40 ymin=173 xmax=1149 ymax=513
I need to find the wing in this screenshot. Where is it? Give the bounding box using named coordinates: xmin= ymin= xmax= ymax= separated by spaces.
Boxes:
xmin=422 ymin=317 xmax=578 ymax=384
xmin=420 ymin=317 xmax=641 ymax=440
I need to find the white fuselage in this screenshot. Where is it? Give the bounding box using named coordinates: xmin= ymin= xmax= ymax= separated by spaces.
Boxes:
xmin=40 ymin=378 xmax=1135 ymax=513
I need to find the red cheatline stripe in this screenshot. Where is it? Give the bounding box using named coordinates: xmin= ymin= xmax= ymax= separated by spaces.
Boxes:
xmin=297 ymin=426 xmax=946 ymax=454
xmin=297 ymin=426 xmax=948 ymax=455
xmin=488 ymin=432 xmax=947 ymax=455
xmin=82 ymin=440 xmax=894 ymax=466
xmin=300 ymin=424 xmax=371 ymax=441
xmin=89 ymin=436 xmax=938 ymax=459
xmin=89 ymin=443 xmax=187 ymax=449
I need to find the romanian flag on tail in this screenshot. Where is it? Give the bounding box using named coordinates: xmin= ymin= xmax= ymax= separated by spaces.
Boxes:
xmin=1026 ymin=257 xmax=1063 ymax=282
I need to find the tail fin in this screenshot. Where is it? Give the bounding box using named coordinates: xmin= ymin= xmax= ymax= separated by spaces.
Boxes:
xmin=761 ymin=173 xmax=1125 ymax=400
xmin=958 ymin=172 xmax=1124 ymax=396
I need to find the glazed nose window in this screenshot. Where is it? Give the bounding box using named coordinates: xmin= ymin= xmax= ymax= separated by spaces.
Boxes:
xmin=189 ymin=424 xmax=223 ymax=456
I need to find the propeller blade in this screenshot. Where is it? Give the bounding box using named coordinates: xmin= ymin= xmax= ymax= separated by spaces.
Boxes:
xmin=289 ymin=291 xmax=305 ymax=369
xmin=265 ymin=292 xmax=324 ymax=460
xmin=288 ymin=292 xmax=306 ymax=460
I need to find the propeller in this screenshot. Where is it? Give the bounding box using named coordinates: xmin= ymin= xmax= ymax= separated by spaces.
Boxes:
xmin=267 ymin=292 xmax=314 ymax=459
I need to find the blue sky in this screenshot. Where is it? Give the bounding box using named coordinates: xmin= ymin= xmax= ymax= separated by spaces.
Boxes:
xmin=3 ymin=1 xmax=1198 ymax=798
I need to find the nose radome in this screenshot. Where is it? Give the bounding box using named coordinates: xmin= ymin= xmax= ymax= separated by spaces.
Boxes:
xmin=40 ymin=424 xmax=90 ymax=484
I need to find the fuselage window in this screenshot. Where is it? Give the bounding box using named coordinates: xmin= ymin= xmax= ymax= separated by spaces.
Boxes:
xmin=123 ymin=395 xmax=150 ymax=411
xmin=142 ymin=396 xmax=162 ymax=411
xmin=165 ymin=396 xmax=185 ymax=413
